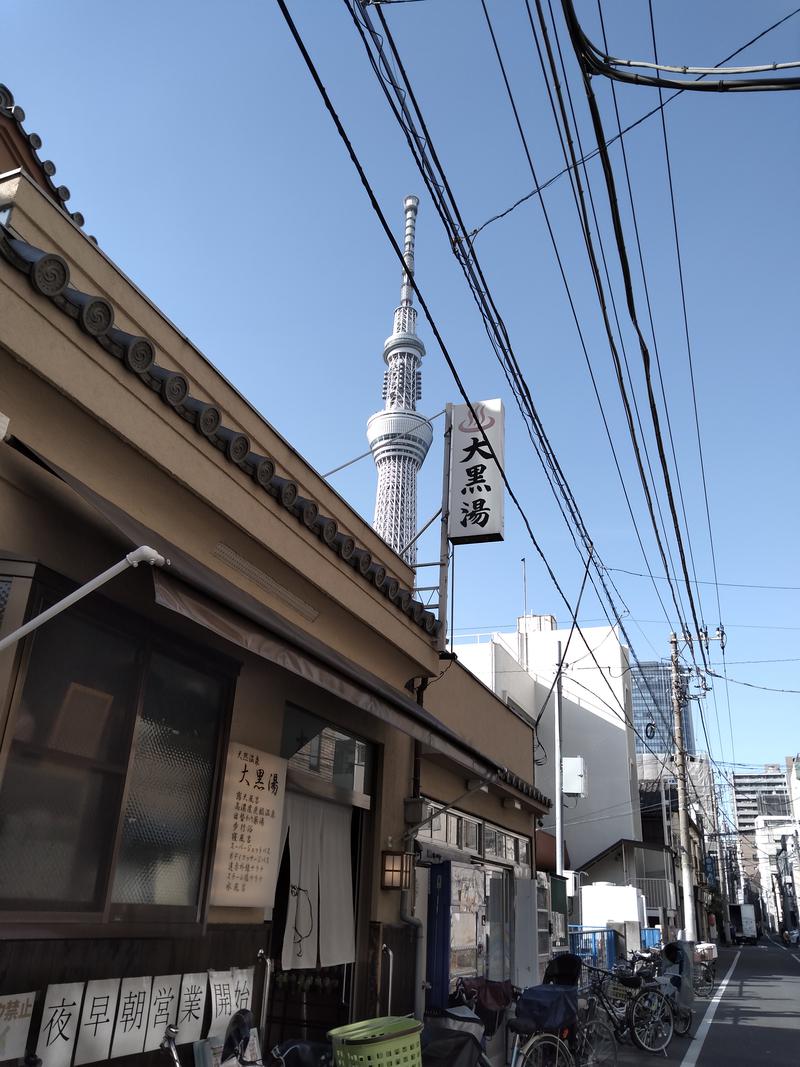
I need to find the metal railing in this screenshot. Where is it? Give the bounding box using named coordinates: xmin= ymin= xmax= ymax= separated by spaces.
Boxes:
xmin=637 ymin=877 xmax=677 ymax=910
xmin=568 ymin=925 xmax=618 ymax=968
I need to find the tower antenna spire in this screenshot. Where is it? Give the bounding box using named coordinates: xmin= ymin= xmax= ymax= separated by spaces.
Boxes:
xmin=367 ymin=196 xmax=433 ymax=566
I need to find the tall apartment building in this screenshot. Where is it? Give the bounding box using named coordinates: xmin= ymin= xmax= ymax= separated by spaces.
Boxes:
xmin=734 ymin=765 xmax=791 ymax=892
xmin=630 ymin=661 xmax=696 ymax=756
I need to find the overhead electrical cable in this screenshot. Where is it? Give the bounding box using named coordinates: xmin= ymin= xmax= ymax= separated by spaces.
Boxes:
xmin=593 ymin=0 xmax=707 ymax=635
xmin=561 ymin=0 xmax=800 ymax=91
xmin=547 ymin=0 xmax=712 ymax=672
xmin=274 ymin=0 xmax=660 ymax=751
xmin=468 ymin=6 xmax=800 ymax=239
xmin=645 ymin=0 xmax=734 ymax=770
xmin=479 ymin=0 xmax=688 ymax=640
xmin=348 ymin=0 xmax=673 ymax=695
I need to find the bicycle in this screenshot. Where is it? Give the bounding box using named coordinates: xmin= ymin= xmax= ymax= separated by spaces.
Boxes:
xmin=692 ymin=960 xmax=714 ymax=998
xmin=582 ymin=964 xmax=674 ymax=1054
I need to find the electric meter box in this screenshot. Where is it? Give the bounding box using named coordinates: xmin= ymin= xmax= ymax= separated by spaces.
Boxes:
xmin=562 ymin=756 xmax=587 ymax=797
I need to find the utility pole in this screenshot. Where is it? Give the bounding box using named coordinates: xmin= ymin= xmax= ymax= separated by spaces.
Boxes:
xmin=555 ymin=640 xmax=564 ymax=877
xmin=436 ymin=404 xmax=453 ymax=652
xmin=671 ymin=632 xmax=696 ymax=942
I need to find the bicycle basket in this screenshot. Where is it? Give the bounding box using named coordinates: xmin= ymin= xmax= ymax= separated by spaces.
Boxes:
xmin=328 ymin=1018 xmax=422 ymax=1067
xmin=515 ymin=985 xmax=579 ymax=1033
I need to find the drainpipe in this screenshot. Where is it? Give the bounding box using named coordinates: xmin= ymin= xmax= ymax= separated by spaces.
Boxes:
xmin=401 ymin=677 xmax=429 ymax=1022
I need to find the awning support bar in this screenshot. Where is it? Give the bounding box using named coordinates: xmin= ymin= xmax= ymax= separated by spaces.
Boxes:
xmin=0 ymin=545 xmax=167 ymax=654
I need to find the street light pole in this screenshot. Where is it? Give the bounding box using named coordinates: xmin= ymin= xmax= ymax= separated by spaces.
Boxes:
xmin=671 ymin=631 xmax=697 ymax=942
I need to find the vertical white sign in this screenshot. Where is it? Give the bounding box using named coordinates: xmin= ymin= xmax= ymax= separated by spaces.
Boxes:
xmin=210 ymin=745 xmax=287 ymax=909
xmin=176 ymin=973 xmax=207 ymax=1044
xmin=110 ymin=977 xmax=151 ymax=1059
xmin=0 ymin=991 xmax=36 ymax=1061
xmin=74 ymin=979 xmax=120 ymax=1065
xmin=447 ymin=399 xmax=505 ymax=545
xmin=207 ymin=971 xmax=236 ymax=1040
xmin=231 ymin=968 xmax=254 ymax=1014
xmin=143 ymin=974 xmax=181 ymax=1052
xmin=36 ymin=983 xmax=85 ymax=1067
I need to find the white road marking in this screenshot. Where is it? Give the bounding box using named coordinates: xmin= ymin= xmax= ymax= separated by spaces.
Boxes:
xmin=679 ymin=951 xmax=741 ymax=1067
xmin=792 ymin=954 xmax=800 ymax=965
xmin=766 ymin=933 xmax=788 ymax=952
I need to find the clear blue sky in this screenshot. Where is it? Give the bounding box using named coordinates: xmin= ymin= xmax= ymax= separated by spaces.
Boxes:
xmin=3 ymin=1 xmax=798 ymax=776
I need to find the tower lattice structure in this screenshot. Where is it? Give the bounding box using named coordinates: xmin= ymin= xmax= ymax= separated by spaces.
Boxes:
xmin=367 ymin=196 xmax=433 ymax=566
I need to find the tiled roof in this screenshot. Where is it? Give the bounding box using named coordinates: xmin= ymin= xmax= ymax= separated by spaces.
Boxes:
xmin=0 ymin=225 xmax=440 ymax=639
xmin=0 ymin=83 xmax=87 ymax=231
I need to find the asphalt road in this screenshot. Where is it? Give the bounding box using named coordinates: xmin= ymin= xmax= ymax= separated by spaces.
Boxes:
xmin=617 ymin=938 xmax=800 ymax=1066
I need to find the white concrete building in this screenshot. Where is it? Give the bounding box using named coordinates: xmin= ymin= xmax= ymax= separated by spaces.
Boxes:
xmin=456 ymin=616 xmax=641 ymax=872
xmin=754 ymin=815 xmax=800 ymax=930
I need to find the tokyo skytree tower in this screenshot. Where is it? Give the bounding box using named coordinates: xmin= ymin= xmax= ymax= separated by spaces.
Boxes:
xmin=367 ymin=196 xmax=433 ymax=566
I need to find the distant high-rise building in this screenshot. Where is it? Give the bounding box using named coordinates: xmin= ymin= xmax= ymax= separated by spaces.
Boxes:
xmin=734 ymin=764 xmax=791 ymax=895
xmin=367 ymin=196 xmax=432 ymax=566
xmin=630 ymin=661 xmax=695 ymax=756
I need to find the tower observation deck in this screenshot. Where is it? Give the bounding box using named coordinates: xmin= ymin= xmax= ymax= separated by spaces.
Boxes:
xmin=367 ymin=196 xmax=433 ymax=566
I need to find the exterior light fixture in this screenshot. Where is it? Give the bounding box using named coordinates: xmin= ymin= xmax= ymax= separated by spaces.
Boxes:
xmin=381 ymin=850 xmax=413 ymax=891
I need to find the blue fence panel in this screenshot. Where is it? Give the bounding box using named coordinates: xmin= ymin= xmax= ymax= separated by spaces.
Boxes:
xmin=641 ymin=927 xmax=662 ymax=950
xmin=568 ymin=926 xmax=617 ymax=969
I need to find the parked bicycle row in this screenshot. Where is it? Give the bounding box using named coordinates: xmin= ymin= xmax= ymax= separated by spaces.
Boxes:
xmin=198 ymin=939 xmax=717 ymax=1067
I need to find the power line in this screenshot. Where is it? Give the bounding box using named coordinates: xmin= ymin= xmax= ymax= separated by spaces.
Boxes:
xmin=646 ymin=0 xmax=735 ymax=774
xmin=275 ymin=0 xmax=659 ymax=760
xmin=529 ymin=0 xmax=710 ymax=671
xmin=348 ymin=0 xmax=672 ymax=703
xmin=593 ymin=0 xmax=706 ymax=633
xmin=563 ymin=0 xmax=800 ymax=91
xmin=467 ymin=6 xmax=800 ymax=238
xmin=609 ymin=566 xmax=800 ymax=592
xmin=706 ymin=670 xmax=800 ymax=696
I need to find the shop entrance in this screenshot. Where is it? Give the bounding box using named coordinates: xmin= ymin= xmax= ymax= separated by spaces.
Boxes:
xmin=264 ymin=709 xmax=372 ymax=1047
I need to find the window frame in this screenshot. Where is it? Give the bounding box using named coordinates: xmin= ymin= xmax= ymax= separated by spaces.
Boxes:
xmin=0 ymin=563 xmax=238 ymax=937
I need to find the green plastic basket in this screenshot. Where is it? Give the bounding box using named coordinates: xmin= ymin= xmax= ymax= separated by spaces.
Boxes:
xmin=328 ymin=1017 xmax=422 ymax=1067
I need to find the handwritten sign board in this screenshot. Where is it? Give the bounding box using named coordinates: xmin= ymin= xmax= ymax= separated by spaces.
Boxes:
xmin=0 ymin=991 xmax=36 ymax=1062
xmin=37 ymin=983 xmax=85 ymax=1067
xmin=210 ymin=744 xmax=287 ymax=909
xmin=74 ymin=979 xmax=120 ymax=1065
xmin=447 ymin=399 xmax=505 ymax=545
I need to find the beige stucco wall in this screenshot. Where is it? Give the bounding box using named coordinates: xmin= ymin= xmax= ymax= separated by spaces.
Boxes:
xmin=0 ymin=172 xmax=437 ymax=681
xmin=426 ymin=662 xmax=535 ymax=785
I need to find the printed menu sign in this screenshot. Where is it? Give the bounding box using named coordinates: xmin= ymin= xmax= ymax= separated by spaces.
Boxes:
xmin=210 ymin=744 xmax=287 ymax=909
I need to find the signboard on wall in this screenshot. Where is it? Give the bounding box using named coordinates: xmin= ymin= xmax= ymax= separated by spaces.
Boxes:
xmin=210 ymin=744 xmax=287 ymax=909
xmin=447 ymin=399 xmax=505 ymax=545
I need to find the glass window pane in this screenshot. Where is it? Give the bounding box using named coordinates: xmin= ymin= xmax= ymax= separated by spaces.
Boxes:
xmin=10 ymin=608 xmax=139 ymax=763
xmin=111 ymin=651 xmax=223 ymax=907
xmin=484 ymin=828 xmax=497 ymax=857
xmin=0 ymin=754 xmax=122 ymax=909
xmin=0 ymin=610 xmax=139 ymax=911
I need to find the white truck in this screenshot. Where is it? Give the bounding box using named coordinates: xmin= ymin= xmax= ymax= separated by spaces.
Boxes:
xmin=730 ymin=903 xmax=758 ymax=944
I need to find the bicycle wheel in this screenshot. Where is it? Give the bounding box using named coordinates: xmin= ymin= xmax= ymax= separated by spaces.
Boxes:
xmin=628 ymin=989 xmax=674 ymax=1053
xmin=673 ymin=1004 xmax=692 ymax=1036
xmin=573 ymin=1019 xmax=618 ymax=1066
xmin=519 ymin=1033 xmax=575 ymax=1067
xmin=693 ymin=964 xmax=714 ymax=998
